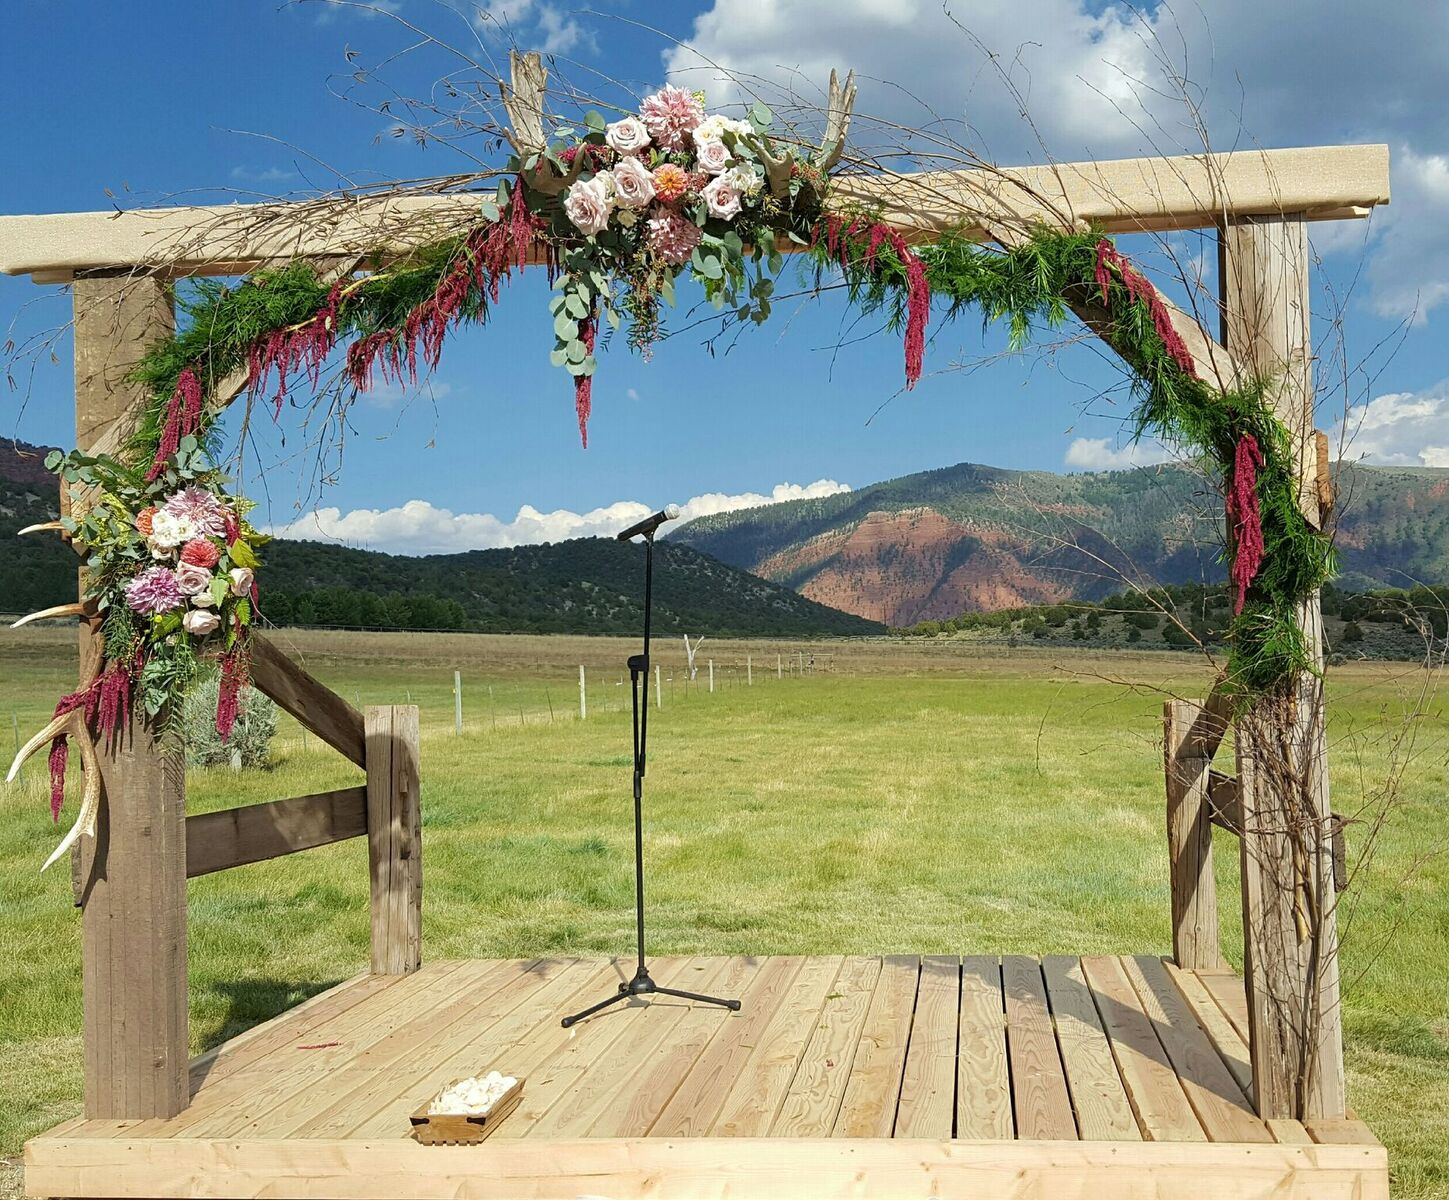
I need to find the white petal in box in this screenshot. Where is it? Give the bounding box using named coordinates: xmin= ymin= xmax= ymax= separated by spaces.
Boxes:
xmin=410 ymin=1074 xmax=524 ymax=1145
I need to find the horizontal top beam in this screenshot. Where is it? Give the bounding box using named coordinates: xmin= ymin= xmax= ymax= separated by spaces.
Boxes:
xmin=0 ymin=144 xmax=1389 ymax=281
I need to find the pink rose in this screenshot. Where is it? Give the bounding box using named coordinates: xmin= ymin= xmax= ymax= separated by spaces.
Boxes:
xmin=174 ymin=562 xmax=214 ymax=598
xmin=604 ymin=116 xmax=650 ymax=156
xmin=611 ymin=155 xmax=656 ymax=209
xmin=229 ymin=567 xmax=255 ymax=597
xmin=182 ymin=608 xmax=220 ymax=637
xmin=563 ymin=176 xmax=613 ymax=236
xmin=694 ymin=137 xmax=731 ymax=176
xmin=702 ymin=174 xmax=743 ymax=220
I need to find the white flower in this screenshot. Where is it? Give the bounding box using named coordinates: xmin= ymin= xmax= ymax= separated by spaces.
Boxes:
xmin=563 ymin=176 xmax=613 ymax=236
xmin=182 ymin=608 xmax=220 ymax=637
xmin=229 ymin=567 xmax=255 ymax=597
xmin=147 ymin=510 xmax=193 ymax=553
xmin=611 ymin=156 xmax=656 ymax=209
xmin=695 ymin=137 xmax=732 ymax=176
xmin=701 ymin=174 xmax=744 ymax=221
xmin=173 ymin=562 xmax=213 ymax=598
xmin=725 ymin=163 xmax=763 ymax=197
xmin=617 ymin=207 xmax=639 ymax=227
xmin=693 ymin=114 xmax=753 ymax=143
xmin=604 ymin=116 xmax=650 ymax=156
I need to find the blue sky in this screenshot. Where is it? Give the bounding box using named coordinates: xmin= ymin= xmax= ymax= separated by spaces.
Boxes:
xmin=3 ymin=1 xmax=1446 ymax=553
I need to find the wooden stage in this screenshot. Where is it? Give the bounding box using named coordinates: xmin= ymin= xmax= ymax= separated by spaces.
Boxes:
xmin=25 ymin=955 xmax=1387 ymax=1199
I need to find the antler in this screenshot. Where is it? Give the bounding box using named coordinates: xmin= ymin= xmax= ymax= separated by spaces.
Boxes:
xmin=523 ymin=151 xmax=588 ymax=198
xmin=12 ymin=603 xmax=87 ymax=629
xmin=17 ymin=521 xmax=65 ymax=537
xmin=816 ymin=68 xmax=856 ymax=173
xmin=6 ymin=707 xmax=103 ymax=872
xmin=501 ymin=50 xmax=549 ymax=157
xmin=742 ymin=133 xmax=795 ymax=199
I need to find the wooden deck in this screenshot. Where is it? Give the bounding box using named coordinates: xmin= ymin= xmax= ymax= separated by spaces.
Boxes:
xmin=26 ymin=955 xmax=1387 ymax=1199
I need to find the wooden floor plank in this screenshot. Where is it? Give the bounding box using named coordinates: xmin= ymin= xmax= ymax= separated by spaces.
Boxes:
xmin=1198 ymin=970 xmax=1253 ymax=1046
xmin=1307 ymin=1118 xmax=1382 ymax=1146
xmin=585 ymin=957 xmax=765 ymax=1139
xmin=649 ymin=957 xmax=806 ymax=1137
xmin=1042 ymin=956 xmax=1140 ymax=1141
xmin=956 ymin=956 xmax=1012 ymax=1140
xmin=893 ymin=956 xmax=960 ymax=1139
xmin=710 ymin=956 xmax=847 ymax=1137
xmin=771 ymin=956 xmax=882 ymax=1138
xmin=1268 ymin=1118 xmax=1315 ymax=1144
xmin=342 ymin=958 xmax=624 ymax=1139
xmin=833 ymin=956 xmax=920 ymax=1138
xmin=1002 ymin=955 xmax=1077 ymax=1140
xmin=1124 ymin=957 xmax=1271 ymax=1144
xmin=1081 ymin=955 xmax=1205 ymax=1142
xmin=1163 ymin=960 xmax=1254 ymax=1100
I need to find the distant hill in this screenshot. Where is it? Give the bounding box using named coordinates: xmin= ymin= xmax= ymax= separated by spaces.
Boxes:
xmin=671 ymin=460 xmax=1449 ymax=626
xmin=0 ymin=441 xmax=881 ymax=638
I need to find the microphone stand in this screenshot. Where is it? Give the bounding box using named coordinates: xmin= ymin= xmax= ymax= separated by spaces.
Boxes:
xmin=561 ymin=528 xmax=740 ymax=1028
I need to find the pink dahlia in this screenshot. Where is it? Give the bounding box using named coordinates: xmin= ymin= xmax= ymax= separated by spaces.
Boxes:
xmin=180 ymin=538 xmax=221 ymax=568
xmin=162 ymin=487 xmax=229 ymax=539
xmin=639 ymin=85 xmax=704 ymax=152
xmin=125 ymin=565 xmax=185 ymax=614
xmin=647 ymin=207 xmax=702 ymax=266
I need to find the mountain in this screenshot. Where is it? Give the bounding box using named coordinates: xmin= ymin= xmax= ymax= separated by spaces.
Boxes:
xmin=0 ymin=441 xmax=881 ymax=637
xmin=670 ymin=460 xmax=1449 ymax=626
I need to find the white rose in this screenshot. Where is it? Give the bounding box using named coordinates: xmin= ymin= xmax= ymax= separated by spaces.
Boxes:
xmin=605 ymin=116 xmax=650 ymax=156
xmin=694 ymin=115 xmax=754 ymax=143
xmin=694 ymin=137 xmax=731 ymax=176
xmin=725 ymin=163 xmax=763 ymax=197
xmin=701 ymin=174 xmax=743 ymax=221
xmin=563 ymin=176 xmax=613 ymax=236
xmin=229 ymin=567 xmax=255 ymax=597
xmin=611 ymin=155 xmax=656 ymax=209
xmin=182 ymin=608 xmax=220 ymax=637
xmin=147 ymin=510 xmax=192 ymax=551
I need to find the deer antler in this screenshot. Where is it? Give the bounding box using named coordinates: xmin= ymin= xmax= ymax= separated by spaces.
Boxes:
xmin=12 ymin=603 xmax=87 ymax=629
xmin=501 ymin=50 xmax=549 ymax=157
xmin=522 ymin=151 xmax=588 ymax=198
xmin=742 ymin=133 xmax=795 ymax=199
xmin=816 ymin=69 xmax=856 ymax=173
xmin=17 ymin=521 xmax=65 ymax=537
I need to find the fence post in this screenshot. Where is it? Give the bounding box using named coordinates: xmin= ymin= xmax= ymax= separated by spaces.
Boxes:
xmin=655 ymin=664 xmax=662 ymax=709
xmin=579 ymin=665 xmax=587 ymax=721
xmin=747 ymin=655 xmax=752 ymax=685
xmin=453 ymin=670 xmax=462 ymax=737
xmin=708 ymin=660 xmax=714 ymax=693
xmin=1164 ymin=699 xmax=1223 ymax=971
xmin=366 ymin=705 xmax=422 ymax=975
xmin=777 ymin=654 xmax=782 ymax=680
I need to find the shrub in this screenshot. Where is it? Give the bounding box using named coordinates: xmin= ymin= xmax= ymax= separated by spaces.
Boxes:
xmin=184 ymin=671 xmax=278 ymax=768
xmin=1339 ymin=621 xmax=1364 ymax=646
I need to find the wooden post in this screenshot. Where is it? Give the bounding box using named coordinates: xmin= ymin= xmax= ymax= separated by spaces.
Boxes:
xmin=777 ymin=654 xmax=783 ymax=680
xmin=1164 ymin=700 xmax=1224 ymax=971
xmin=452 ymin=670 xmax=462 ymax=736
xmin=747 ymin=655 xmax=752 ymax=685
xmin=366 ymin=705 xmax=422 ymax=975
xmin=71 ymin=275 xmax=189 ymax=1119
xmin=578 ymin=665 xmax=586 ymax=721
xmin=708 ymin=660 xmax=714 ymax=693
xmin=654 ymin=664 xmax=662 ymax=709
xmin=1220 ymin=215 xmax=1346 ymax=1120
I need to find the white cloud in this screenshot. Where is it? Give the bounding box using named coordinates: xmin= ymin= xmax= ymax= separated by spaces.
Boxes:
xmin=476 ymin=0 xmax=589 ymax=54
xmin=268 ymin=479 xmax=851 ymax=555
xmin=1366 ymin=148 xmax=1449 ymax=324
xmin=1064 ymin=436 xmax=1171 ymax=471
xmin=1328 ymin=382 xmax=1449 ymax=467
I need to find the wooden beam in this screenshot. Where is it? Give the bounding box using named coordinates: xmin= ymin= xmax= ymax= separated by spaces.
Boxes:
xmin=22 ymin=1134 xmax=1390 ymax=1200
xmin=366 ymin=705 xmax=422 ymax=975
xmin=1164 ymin=700 xmax=1224 ymax=971
xmin=71 ymin=275 xmax=189 ymax=1121
xmin=0 ymin=145 xmax=1389 ymax=280
xmin=1221 ymin=214 xmax=1345 ymax=1122
xmin=185 ymin=786 xmax=368 ymax=878
xmin=248 ymin=633 xmax=366 ymax=768
xmin=1208 ymin=770 xmax=1242 ymax=833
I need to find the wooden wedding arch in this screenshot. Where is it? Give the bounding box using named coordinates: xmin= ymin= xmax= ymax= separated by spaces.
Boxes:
xmin=0 ymin=129 xmax=1393 ymax=1199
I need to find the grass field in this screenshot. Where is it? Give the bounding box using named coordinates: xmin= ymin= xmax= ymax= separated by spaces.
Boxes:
xmin=1 ymin=626 xmax=1446 ymax=1197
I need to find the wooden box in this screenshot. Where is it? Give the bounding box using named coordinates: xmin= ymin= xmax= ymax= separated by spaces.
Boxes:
xmin=409 ymin=1078 xmax=524 ymax=1145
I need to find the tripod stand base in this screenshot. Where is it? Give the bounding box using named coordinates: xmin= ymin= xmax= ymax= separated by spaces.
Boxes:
xmin=561 ymin=966 xmax=740 ymax=1028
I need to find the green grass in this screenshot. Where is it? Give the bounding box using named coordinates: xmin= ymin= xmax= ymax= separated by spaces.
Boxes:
xmin=0 ymin=628 xmax=1446 ymax=1196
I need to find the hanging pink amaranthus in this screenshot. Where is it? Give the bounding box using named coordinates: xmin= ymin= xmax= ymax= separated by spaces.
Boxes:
xmin=45 ymin=659 xmax=135 ymax=821
xmin=249 ymin=282 xmax=344 ymax=413
xmin=216 ymin=641 xmax=249 ymax=742
xmin=1094 ymin=239 xmax=1197 ymax=378
xmin=146 ymin=367 xmax=204 ymax=481
xmin=575 ymin=307 xmax=597 ymax=448
xmin=816 ymin=215 xmax=931 ymax=389
xmin=1226 ymin=432 xmax=1266 ymax=615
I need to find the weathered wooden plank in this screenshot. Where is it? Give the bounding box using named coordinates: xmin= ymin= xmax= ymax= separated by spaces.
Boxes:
xmin=1164 ymin=700 xmax=1224 ymax=970
xmin=365 ymin=706 xmax=421 ymax=975
xmin=248 ymin=633 xmax=366 ymax=767
xmin=1269 ymin=1118 xmax=1316 ymax=1144
xmin=769 ymin=956 xmax=881 ymax=1138
xmin=71 ymin=276 xmax=188 ymax=1122
xmin=894 ymin=956 xmax=959 ymax=1139
xmin=1306 ymin=1118 xmax=1382 ymax=1146
xmin=1124 ymin=957 xmax=1271 ymax=1143
xmin=833 ymin=955 xmax=920 ymax=1138
xmin=1042 ymin=956 xmax=1140 ymax=1140
xmin=955 ymin=955 xmax=1013 ymax=1140
xmin=1081 ymin=955 xmax=1204 ymax=1141
xmin=185 ymin=786 xmax=367 ymax=877
xmin=0 ymin=146 xmax=1389 ymax=279
xmin=22 ymin=1134 xmax=1392 ymax=1200
xmin=1198 ymin=971 xmax=1254 ymax=1047
xmin=1163 ymin=961 xmax=1254 ymax=1099
xmin=1002 ymin=955 xmax=1077 ymax=1139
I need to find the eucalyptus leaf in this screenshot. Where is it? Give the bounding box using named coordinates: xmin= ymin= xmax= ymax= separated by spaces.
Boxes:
xmin=550 ymin=348 xmax=569 ymax=367
xmin=554 ymin=312 xmax=578 ymax=340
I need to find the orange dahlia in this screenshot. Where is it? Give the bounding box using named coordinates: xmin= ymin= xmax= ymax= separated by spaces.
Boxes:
xmin=652 ymin=163 xmax=689 ymax=203
xmin=180 ymin=538 xmax=221 ymax=568
xmin=136 ymin=506 xmax=158 ymax=536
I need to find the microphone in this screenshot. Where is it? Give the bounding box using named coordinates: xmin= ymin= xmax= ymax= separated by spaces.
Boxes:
xmin=616 ymin=504 xmax=681 ymax=541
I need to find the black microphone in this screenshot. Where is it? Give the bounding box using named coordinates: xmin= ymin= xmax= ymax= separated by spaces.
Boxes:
xmin=615 ymin=504 xmax=681 ymax=541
